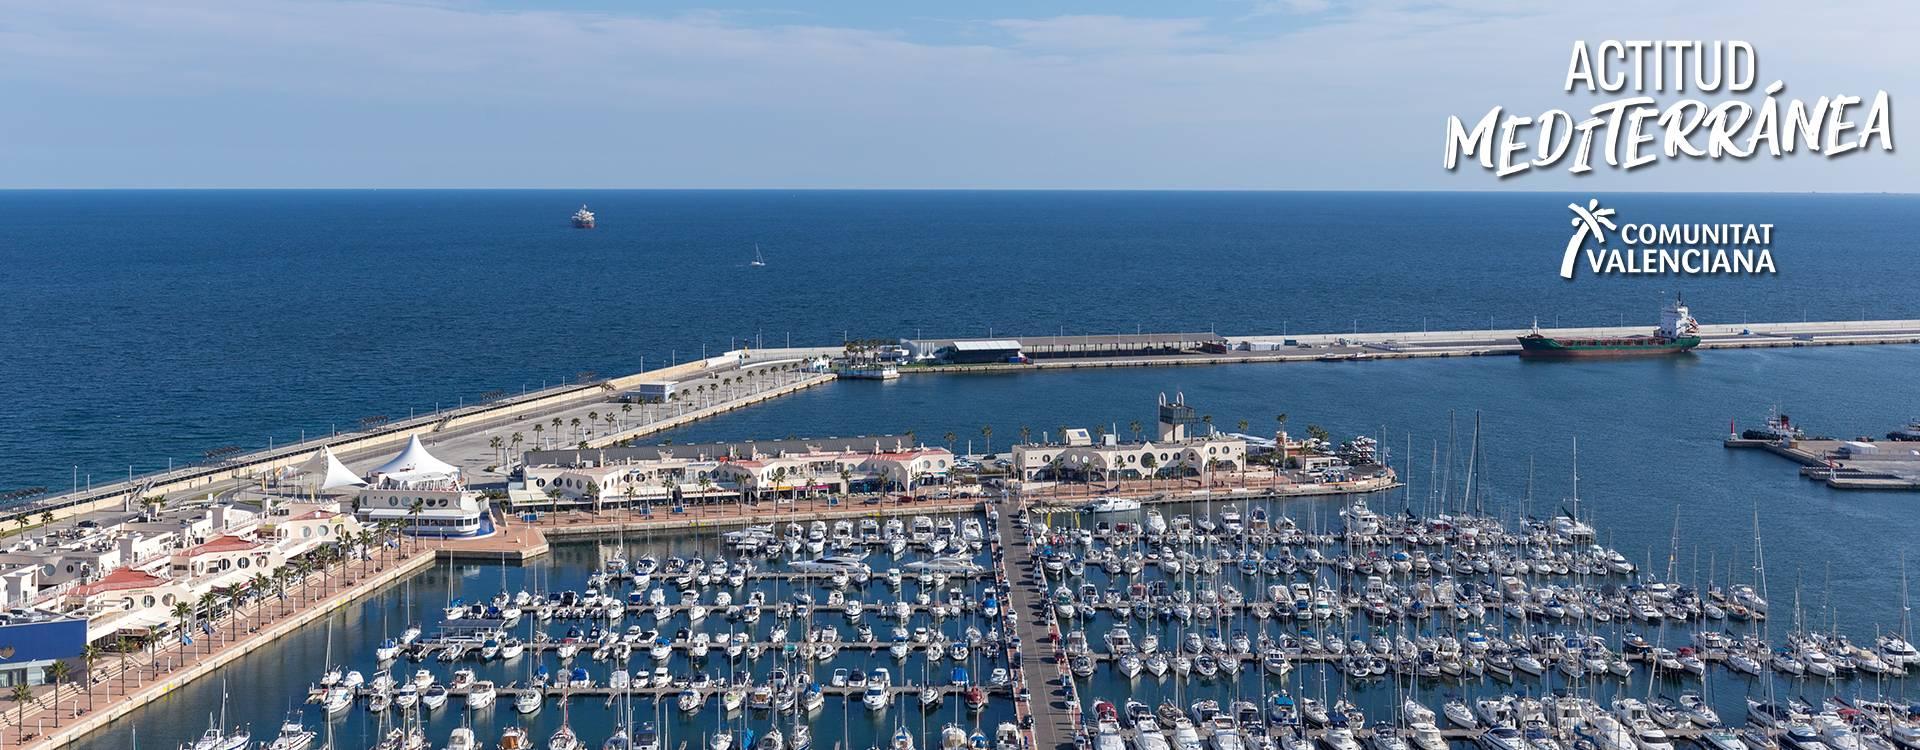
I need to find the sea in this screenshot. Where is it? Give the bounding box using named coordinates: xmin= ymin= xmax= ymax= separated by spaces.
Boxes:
xmin=3 ymin=191 xmax=1918 ymax=750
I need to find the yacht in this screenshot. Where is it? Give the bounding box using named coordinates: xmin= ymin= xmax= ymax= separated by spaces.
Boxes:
xmin=267 ymin=718 xmax=316 ymax=750
xmin=572 ymin=205 xmax=596 ymax=228
xmin=1084 ymin=497 xmax=1143 ymax=514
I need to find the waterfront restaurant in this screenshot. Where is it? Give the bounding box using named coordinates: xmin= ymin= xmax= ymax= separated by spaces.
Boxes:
xmin=353 ymin=436 xmax=493 ymax=538
xmin=515 ymin=437 xmax=956 ymax=510
xmin=1009 ymin=433 xmax=1248 ymax=483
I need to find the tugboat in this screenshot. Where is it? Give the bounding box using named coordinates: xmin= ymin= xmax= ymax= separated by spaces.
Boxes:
xmin=1517 ymin=297 xmax=1701 ymax=359
xmin=571 ymin=205 xmax=597 ymax=229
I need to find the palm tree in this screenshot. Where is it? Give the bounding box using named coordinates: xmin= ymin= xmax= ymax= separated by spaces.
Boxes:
xmin=195 ymin=592 xmax=217 ymax=651
xmin=171 ymin=601 xmax=193 ymax=641
xmin=511 ymin=431 xmax=524 ymax=454
xmin=39 ymin=511 xmax=53 ymax=528
xmin=621 ymin=402 xmax=634 ymax=424
xmin=1200 ymin=415 xmax=1214 ymax=435
xmin=1306 ymin=424 xmax=1330 ymax=446
xmin=115 ymin=636 xmax=135 ymax=695
xmin=980 ymin=424 xmax=993 ymax=456
xmin=489 ymin=436 xmax=504 ymax=467
xmin=550 ymin=416 xmax=563 ymax=435
xmin=696 ymin=476 xmax=714 ymax=513
xmin=1237 ymin=419 xmax=1249 ymax=434
xmin=79 ymin=644 xmax=99 ymax=709
xmin=587 ymin=411 xmax=600 ymax=434
xmin=1018 ymin=426 xmax=1032 ymax=446
xmin=1141 ymin=453 xmax=1159 ymax=488
xmin=1129 ymin=420 xmax=1143 ymax=442
xmin=408 ymin=499 xmax=426 ymax=550
xmin=943 ymin=432 xmax=957 ymax=453
xmin=1275 ymin=413 xmax=1290 ymax=463
xmin=44 ymin=657 xmax=69 ymax=723
xmin=12 ymin=682 xmax=33 ymax=737
xmin=770 ymin=467 xmax=788 ymax=505
xmin=569 ymin=417 xmax=582 ymax=438
xmin=533 ymin=423 xmax=545 ymax=448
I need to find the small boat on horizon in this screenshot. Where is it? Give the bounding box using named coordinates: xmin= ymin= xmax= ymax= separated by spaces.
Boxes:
xmin=572 ymin=205 xmax=596 ymax=229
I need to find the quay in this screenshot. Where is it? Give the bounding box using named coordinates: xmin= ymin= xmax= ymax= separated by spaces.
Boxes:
xmin=905 ymin=318 xmax=1920 ymax=373
xmin=1726 ymin=437 xmax=1920 ymax=491
xmin=997 ymin=506 xmax=1077 ymax=750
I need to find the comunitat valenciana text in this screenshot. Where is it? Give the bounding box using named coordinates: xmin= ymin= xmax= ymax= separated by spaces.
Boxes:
xmin=1444 ymin=41 xmax=1894 ymax=177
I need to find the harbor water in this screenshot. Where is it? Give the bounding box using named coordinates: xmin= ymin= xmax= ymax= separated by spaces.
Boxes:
xmin=6 ymin=190 xmax=1920 ymax=494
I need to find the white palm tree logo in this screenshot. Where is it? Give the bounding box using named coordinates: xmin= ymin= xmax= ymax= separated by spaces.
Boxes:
xmin=1560 ymin=198 xmax=1618 ymax=279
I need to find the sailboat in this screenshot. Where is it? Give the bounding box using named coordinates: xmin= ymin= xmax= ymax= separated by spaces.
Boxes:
xmin=187 ymin=683 xmax=250 ymax=750
xmin=750 ymin=245 xmax=767 ymax=268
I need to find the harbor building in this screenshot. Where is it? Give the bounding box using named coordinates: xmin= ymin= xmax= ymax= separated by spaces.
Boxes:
xmin=514 ymin=437 xmax=957 ymax=510
xmin=0 ymin=613 xmax=86 ymax=688
xmin=1012 ymin=392 xmax=1248 ymax=481
xmin=352 ymin=436 xmax=493 ymax=538
xmin=902 ymin=332 xmax=1226 ymax=362
xmin=0 ymin=494 xmax=362 ymax=647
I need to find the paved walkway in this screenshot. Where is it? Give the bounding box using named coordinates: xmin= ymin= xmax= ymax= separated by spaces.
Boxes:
xmin=997 ymin=503 xmax=1079 ymax=750
xmin=10 ymin=541 xmax=440 ymax=749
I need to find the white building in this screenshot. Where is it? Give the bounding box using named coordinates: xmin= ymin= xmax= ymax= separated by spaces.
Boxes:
xmin=516 ymin=437 xmax=956 ymax=509
xmin=353 ymin=436 xmax=493 ymax=538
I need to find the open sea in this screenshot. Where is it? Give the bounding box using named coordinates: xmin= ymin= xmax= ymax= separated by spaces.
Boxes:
xmin=4 ymin=190 xmax=1919 ymax=750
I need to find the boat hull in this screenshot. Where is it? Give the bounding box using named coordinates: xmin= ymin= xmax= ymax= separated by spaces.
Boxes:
xmin=1515 ymin=335 xmax=1700 ymax=359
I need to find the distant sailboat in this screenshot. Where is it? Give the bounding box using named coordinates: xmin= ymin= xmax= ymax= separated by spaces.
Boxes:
xmin=750 ymin=245 xmax=767 ymax=267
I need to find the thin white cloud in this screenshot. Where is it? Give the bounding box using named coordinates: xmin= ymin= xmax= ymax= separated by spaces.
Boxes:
xmin=0 ymin=0 xmax=1913 ymax=189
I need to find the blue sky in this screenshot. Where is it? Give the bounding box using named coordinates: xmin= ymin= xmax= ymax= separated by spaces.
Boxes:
xmin=2 ymin=0 xmax=1913 ymax=189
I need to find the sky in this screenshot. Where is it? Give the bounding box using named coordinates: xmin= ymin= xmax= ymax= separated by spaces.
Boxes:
xmin=1 ymin=0 xmax=1914 ymax=190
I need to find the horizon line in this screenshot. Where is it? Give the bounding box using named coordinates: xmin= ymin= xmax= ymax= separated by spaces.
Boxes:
xmin=1 ymin=186 xmax=1913 ymax=195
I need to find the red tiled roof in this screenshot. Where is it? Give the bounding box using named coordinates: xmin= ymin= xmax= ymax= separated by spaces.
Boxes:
xmin=69 ymin=567 xmax=168 ymax=597
xmin=182 ymin=534 xmax=261 ymax=557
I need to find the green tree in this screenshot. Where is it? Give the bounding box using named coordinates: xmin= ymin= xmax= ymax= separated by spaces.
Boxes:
xmin=1307 ymin=424 xmax=1330 ymax=446
xmin=47 ymin=659 xmax=71 ymax=724
xmin=79 ymin=644 xmax=99 ymax=709
xmin=980 ymin=424 xmax=993 ymax=456
xmin=12 ymin=682 xmax=33 ymax=737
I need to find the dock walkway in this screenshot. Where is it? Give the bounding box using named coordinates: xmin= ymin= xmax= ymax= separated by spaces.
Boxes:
xmin=999 ymin=506 xmax=1079 ymax=750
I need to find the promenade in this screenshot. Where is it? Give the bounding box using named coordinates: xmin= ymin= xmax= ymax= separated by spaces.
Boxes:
xmin=7 ymin=527 xmax=551 ymax=749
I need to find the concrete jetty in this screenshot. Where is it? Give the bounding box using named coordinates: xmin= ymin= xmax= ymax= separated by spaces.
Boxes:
xmin=1726 ymin=437 xmax=1920 ymax=490
xmin=913 ymin=318 xmax=1920 ymax=373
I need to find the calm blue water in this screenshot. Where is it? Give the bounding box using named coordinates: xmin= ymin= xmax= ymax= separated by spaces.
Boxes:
xmin=13 ymin=191 xmax=1920 ymax=749
xmin=3 ymin=190 xmax=1918 ymax=494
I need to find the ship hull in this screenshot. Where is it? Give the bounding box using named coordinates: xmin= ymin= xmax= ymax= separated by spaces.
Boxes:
xmin=1515 ymin=335 xmax=1700 ymax=359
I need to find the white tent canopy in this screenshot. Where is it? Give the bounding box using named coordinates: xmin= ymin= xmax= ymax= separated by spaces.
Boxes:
xmin=371 ymin=435 xmax=460 ymax=483
xmin=296 ymin=446 xmax=367 ymax=492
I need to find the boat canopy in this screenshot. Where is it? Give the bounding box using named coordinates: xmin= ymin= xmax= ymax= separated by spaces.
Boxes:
xmin=370 ymin=435 xmax=460 ymax=483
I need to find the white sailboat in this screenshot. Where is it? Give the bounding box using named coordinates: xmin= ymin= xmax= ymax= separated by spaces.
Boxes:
xmin=750 ymin=245 xmax=767 ymax=267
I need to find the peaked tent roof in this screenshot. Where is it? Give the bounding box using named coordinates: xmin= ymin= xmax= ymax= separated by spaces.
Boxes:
xmin=371 ymin=435 xmax=460 ymax=483
xmin=297 ymin=446 xmax=367 ymax=491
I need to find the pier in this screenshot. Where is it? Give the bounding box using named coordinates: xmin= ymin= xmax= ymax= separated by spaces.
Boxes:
xmin=998 ymin=507 xmax=1077 ymax=750
xmin=1726 ymin=437 xmax=1920 ymax=490
xmin=910 ymin=318 xmax=1920 ymax=373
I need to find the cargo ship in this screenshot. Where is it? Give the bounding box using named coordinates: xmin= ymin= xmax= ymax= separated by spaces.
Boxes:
xmin=1517 ymin=297 xmax=1701 ymax=359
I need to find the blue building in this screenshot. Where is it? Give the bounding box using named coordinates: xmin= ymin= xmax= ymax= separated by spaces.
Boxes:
xmin=0 ymin=614 xmax=87 ymax=687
